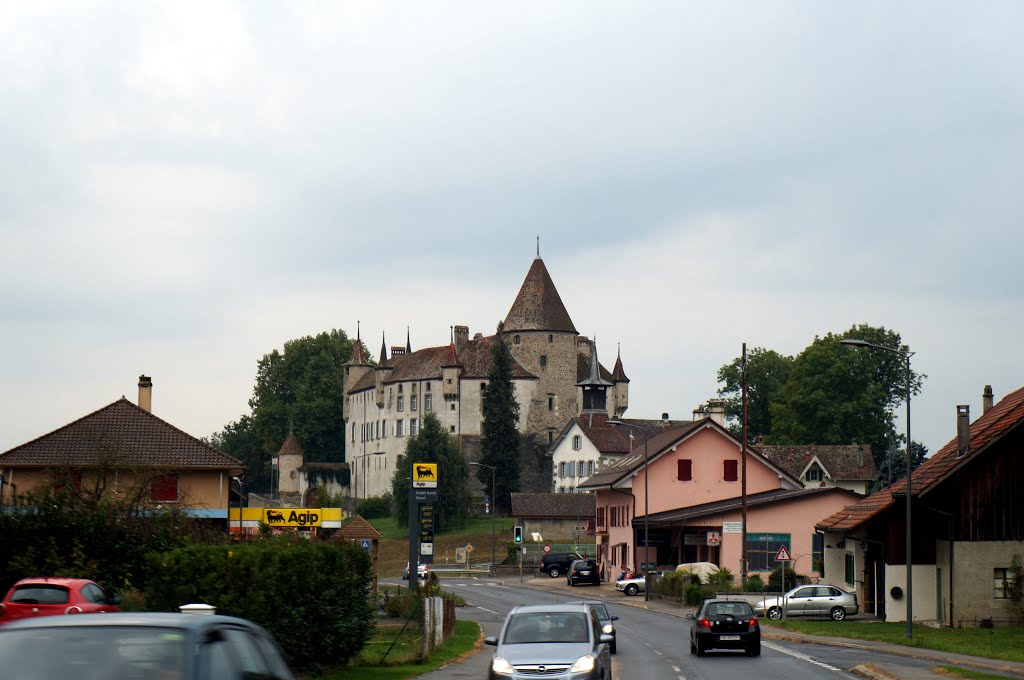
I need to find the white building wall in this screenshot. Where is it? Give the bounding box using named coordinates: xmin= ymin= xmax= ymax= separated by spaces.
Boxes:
xmin=549 ymin=422 xmax=614 ymax=493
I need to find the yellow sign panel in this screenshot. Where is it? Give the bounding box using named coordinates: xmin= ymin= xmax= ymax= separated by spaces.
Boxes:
xmin=263 ymin=508 xmax=322 ymax=527
xmin=412 ymin=463 xmax=438 ymax=488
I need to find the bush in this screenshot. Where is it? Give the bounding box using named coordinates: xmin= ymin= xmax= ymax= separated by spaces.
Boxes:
xmin=766 ymin=566 xmax=809 ymax=590
xmin=684 ymin=582 xmax=717 ymax=606
xmin=143 ymin=535 xmax=373 ymax=670
xmin=744 ymin=574 xmax=765 ymax=592
xmin=708 ymin=567 xmax=735 ymax=590
xmin=357 ymin=493 xmax=393 ymax=519
xmin=654 ymin=571 xmax=689 ymax=599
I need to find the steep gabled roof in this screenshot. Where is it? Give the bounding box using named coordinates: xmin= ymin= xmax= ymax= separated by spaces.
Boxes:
xmin=503 ymin=258 xmax=578 ymax=334
xmin=563 ymin=413 xmax=690 ymax=456
xmin=0 ymin=398 xmax=243 ymax=470
xmin=336 ymin=514 xmax=383 ymax=540
xmin=758 ymin=444 xmax=877 ymax=482
xmin=816 ymin=385 xmax=1024 ymax=532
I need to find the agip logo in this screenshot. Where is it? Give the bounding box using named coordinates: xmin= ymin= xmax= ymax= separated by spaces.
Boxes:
xmin=263 ymin=509 xmax=322 ymax=527
xmin=412 ymin=463 xmax=438 ymax=488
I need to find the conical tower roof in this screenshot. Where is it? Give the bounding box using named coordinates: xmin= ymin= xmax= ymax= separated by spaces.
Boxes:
xmin=345 ymin=321 xmax=371 ymax=366
xmin=377 ymin=332 xmax=391 ymax=368
xmin=503 ymin=257 xmax=578 ymax=334
xmin=612 ymin=344 xmax=629 ymax=382
xmin=278 ymin=430 xmax=303 ymax=456
xmin=577 ymin=339 xmax=612 ymax=388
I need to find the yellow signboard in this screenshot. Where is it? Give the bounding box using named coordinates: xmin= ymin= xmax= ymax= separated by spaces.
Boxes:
xmin=229 ymin=508 xmax=344 ymax=532
xmin=412 ymin=463 xmax=438 ymax=488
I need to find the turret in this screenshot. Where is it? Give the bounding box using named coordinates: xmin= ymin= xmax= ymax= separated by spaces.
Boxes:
xmin=375 ymin=333 xmax=392 ymax=408
xmin=342 ymin=322 xmax=373 ymax=422
xmin=577 ymin=339 xmax=611 ymax=413
xmin=611 ymin=344 xmax=629 ymax=417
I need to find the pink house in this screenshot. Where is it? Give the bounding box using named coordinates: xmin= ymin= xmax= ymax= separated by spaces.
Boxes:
xmin=578 ymin=418 xmax=861 ymax=584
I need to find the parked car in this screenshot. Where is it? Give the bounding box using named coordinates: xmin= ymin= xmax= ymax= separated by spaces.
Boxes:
xmin=0 ymin=612 xmax=294 ymax=679
xmin=752 ymin=584 xmax=859 ymax=621
xmin=485 ymin=603 xmax=612 ymax=680
xmin=538 ymin=552 xmax=583 ymax=579
xmin=567 ymin=559 xmax=601 ymax=587
xmin=402 ymin=562 xmax=429 ymax=580
xmin=566 ymin=600 xmax=618 ymax=654
xmin=687 ymin=598 xmax=761 ymax=656
xmin=0 ymin=577 xmax=120 ymax=625
xmin=615 ymin=571 xmax=663 ymax=596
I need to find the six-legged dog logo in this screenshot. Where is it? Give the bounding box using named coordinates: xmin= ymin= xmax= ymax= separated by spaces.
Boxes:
xmin=266 ymin=510 xmax=285 ymax=523
xmin=415 ymin=465 xmax=435 ymax=479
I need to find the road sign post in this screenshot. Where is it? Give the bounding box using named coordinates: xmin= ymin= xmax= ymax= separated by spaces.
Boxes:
xmin=775 ymin=544 xmax=792 ymax=618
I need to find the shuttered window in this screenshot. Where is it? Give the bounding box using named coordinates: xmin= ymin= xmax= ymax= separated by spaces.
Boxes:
xmin=724 ymin=459 xmax=739 ymax=482
xmin=151 ymin=474 xmax=179 ymax=502
xmin=677 ymin=459 xmax=692 ymax=481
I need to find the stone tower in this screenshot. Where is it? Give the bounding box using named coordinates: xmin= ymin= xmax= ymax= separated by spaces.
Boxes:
xmin=502 ymin=256 xmax=580 ymax=447
xmin=341 ymin=323 xmax=372 ymax=423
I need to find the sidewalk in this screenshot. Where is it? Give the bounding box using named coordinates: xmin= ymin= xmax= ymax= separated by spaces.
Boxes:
xmin=519 ymin=575 xmax=1024 ymax=680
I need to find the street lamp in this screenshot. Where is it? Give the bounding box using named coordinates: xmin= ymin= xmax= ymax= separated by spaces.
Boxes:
xmin=608 ymin=420 xmax=652 ymax=602
xmin=231 ymin=476 xmax=244 ymax=539
xmin=468 ymin=462 xmax=497 ymax=571
xmin=841 ymin=337 xmax=915 ymax=640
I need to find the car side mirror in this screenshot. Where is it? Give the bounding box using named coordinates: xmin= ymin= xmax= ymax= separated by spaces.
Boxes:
xmin=611 ymin=616 xmax=618 ymax=621
xmin=600 ymin=634 xmax=614 ymax=644
xmin=484 ymin=636 xmax=498 ymax=646
xmin=685 ymin=613 xmax=695 ymax=620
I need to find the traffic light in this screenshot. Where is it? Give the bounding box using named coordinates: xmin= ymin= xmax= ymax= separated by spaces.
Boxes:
xmin=514 ymin=525 xmax=523 ymax=544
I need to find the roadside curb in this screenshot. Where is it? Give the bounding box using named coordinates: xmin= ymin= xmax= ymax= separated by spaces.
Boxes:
xmin=850 ymin=664 xmax=900 ymax=680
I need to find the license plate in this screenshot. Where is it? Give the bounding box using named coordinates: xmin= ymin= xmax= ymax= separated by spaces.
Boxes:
xmin=581 ymin=571 xmax=591 ymax=575
xmin=720 ymin=635 xmax=740 ymax=641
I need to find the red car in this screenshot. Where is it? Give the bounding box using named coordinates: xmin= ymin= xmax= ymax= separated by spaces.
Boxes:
xmin=0 ymin=578 xmax=120 ymax=625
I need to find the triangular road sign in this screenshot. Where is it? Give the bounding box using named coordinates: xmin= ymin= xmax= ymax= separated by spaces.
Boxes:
xmin=775 ymin=545 xmax=792 ymax=561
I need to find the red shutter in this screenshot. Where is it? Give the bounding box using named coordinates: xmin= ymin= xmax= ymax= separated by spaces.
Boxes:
xmin=677 ymin=459 xmax=692 ymax=481
xmin=724 ymin=459 xmax=738 ymax=482
xmin=151 ymin=474 xmax=179 ymax=502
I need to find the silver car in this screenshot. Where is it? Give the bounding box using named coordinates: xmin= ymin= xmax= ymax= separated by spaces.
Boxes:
xmin=615 ymin=571 xmax=662 ymax=596
xmin=485 ymin=603 xmax=612 ymax=680
xmin=753 ymin=584 xmax=859 ymax=621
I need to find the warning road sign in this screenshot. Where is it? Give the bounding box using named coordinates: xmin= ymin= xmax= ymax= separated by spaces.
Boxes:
xmin=775 ymin=545 xmax=792 ymax=561
xmin=412 ymin=463 xmax=438 ymax=488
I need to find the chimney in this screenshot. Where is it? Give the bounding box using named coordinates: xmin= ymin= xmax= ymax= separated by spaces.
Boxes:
xmin=983 ymin=385 xmax=994 ymax=414
xmin=453 ymin=325 xmax=469 ymax=355
xmin=956 ymin=404 xmax=970 ymax=458
xmin=692 ymin=404 xmax=706 ymax=421
xmin=138 ymin=375 xmax=153 ymax=413
xmin=707 ymin=399 xmax=726 ymax=426
xmin=661 ymin=412 xmax=669 ymax=421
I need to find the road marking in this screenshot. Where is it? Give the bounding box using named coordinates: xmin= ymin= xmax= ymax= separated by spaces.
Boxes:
xmin=762 ymin=641 xmax=843 ymax=671
xmin=672 ymin=666 xmax=680 ymax=672
xmin=474 ymin=606 xmax=502 ymax=616
xmin=654 ymin=649 xmax=663 ymax=656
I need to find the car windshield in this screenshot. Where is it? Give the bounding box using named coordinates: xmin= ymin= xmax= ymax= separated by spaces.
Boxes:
xmin=503 ymin=613 xmax=590 ymax=644
xmin=0 ymin=626 xmax=187 ymax=676
xmin=704 ymin=602 xmax=754 ymax=617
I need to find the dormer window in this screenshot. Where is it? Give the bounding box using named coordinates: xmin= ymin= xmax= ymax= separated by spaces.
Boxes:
xmin=806 ymin=465 xmax=824 ymax=482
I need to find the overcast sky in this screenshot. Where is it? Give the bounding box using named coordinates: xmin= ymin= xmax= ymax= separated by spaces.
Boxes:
xmin=2 ymin=2 xmax=1022 ymax=459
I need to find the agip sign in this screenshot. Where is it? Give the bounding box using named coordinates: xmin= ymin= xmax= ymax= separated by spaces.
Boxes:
xmin=263 ymin=508 xmax=322 ymax=527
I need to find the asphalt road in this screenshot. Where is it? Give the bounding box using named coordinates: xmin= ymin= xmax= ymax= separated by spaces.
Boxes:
xmin=389 ymin=577 xmax=967 ymax=680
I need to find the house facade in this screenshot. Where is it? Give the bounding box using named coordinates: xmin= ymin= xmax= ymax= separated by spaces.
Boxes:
xmin=0 ymin=376 xmax=244 ymax=522
xmin=817 ymin=385 xmax=1024 ymax=626
xmin=343 ymin=256 xmax=631 ymax=498
xmin=578 ymin=418 xmax=857 ymax=584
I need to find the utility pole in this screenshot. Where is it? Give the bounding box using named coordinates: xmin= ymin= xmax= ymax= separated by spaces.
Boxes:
xmin=741 ymin=342 xmax=749 ymax=587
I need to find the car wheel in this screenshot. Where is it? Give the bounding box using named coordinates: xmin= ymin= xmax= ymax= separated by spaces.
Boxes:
xmin=570 ymin=580 xmax=576 ymax=587
xmin=695 ymin=639 xmax=705 ymax=657
xmin=625 ymin=584 xmax=639 ymax=596
xmin=549 ymin=567 xmax=561 ymax=578
xmin=748 ymin=643 xmax=761 ymax=657
xmin=767 ymin=606 xmax=783 ymax=620
xmin=610 ymin=641 xmax=616 ymax=655
xmin=690 ymin=639 xmax=697 ymax=655
xmin=830 ymin=606 xmax=847 ymax=621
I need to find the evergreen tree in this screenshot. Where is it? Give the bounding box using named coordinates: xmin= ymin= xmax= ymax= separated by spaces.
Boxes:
xmin=479 ymin=323 xmax=520 ymax=514
xmin=391 ymin=412 xmax=471 ymax=530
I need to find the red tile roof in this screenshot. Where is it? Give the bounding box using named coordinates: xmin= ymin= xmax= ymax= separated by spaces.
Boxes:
xmin=816 ymin=385 xmax=1024 ymax=531
xmin=511 ymin=492 xmax=595 ymax=519
xmin=573 ymin=413 xmax=689 ymax=454
xmin=503 ymin=258 xmax=578 ymax=333
xmin=278 ymin=431 xmax=304 ymax=456
xmin=758 ymin=444 xmax=877 ymax=482
xmin=0 ymin=398 xmax=244 ymax=470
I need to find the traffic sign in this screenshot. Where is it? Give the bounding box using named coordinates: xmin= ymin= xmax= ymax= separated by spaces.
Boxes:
xmin=543 ymin=544 xmax=551 ymax=554
xmin=360 ymin=539 xmax=371 ymax=551
xmin=412 ymin=463 xmax=438 ymax=488
xmin=775 ymin=545 xmax=792 ymax=561
xmin=465 ymin=544 xmax=474 ymax=553
xmin=421 ymin=542 xmax=433 ymax=555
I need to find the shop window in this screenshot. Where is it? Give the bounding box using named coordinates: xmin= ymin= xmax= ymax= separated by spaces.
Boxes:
xmin=745 ymin=532 xmax=791 ymax=571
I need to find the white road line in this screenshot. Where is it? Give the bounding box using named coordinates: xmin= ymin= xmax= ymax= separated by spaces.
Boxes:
xmin=762 ymin=641 xmax=843 ymax=672
xmin=474 ymin=606 xmax=502 ymax=616
xmin=654 ymin=649 xmax=663 ymax=656
xmin=672 ymin=666 xmax=681 ymax=672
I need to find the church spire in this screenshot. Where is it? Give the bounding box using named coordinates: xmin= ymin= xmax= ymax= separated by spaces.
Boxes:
xmin=406 ymin=326 xmax=412 ymax=355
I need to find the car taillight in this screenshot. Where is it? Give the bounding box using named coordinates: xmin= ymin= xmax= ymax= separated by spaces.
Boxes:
xmin=697 ymin=618 xmax=711 ymax=629
xmin=748 ymin=618 xmax=759 ymax=631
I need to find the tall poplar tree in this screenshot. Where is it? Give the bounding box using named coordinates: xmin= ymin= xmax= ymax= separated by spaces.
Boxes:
xmin=479 ymin=322 xmax=520 ymax=515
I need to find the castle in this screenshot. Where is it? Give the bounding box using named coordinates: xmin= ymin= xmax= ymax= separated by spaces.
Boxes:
xmin=342 ymin=255 xmax=630 ymax=499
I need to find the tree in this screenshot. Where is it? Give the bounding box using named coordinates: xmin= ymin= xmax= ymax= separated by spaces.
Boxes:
xmin=717 ymin=347 xmax=794 ymax=443
xmin=479 ymin=323 xmax=520 ymax=514
xmin=768 ymin=324 xmax=925 ymax=476
xmin=391 ymin=412 xmax=471 ymax=531
xmin=212 ymin=329 xmax=357 ymax=492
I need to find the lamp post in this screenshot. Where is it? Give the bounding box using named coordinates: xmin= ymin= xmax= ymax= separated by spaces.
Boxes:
xmin=231 ymin=476 xmax=244 ymax=539
xmin=841 ymin=337 xmax=915 ymax=640
xmin=608 ymin=420 xmax=652 ymax=601
xmin=468 ymin=462 xmax=496 ymax=570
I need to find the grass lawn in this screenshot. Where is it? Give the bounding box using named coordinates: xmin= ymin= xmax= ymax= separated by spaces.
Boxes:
xmin=933 ymin=667 xmax=1020 ymax=680
xmin=368 ymin=515 xmax=516 ymax=541
xmin=309 ymin=619 xmax=481 ymax=680
xmin=369 ymin=515 xmax=518 ymax=577
xmin=763 ymin=619 xmax=1024 ymax=663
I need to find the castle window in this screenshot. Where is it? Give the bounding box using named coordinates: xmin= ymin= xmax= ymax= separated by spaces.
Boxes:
xmin=548 ymin=334 xmax=553 ymax=343
xmin=351 ymin=423 xmax=355 ymax=443
xmin=396 ymin=419 xmax=405 ymax=437
xmin=411 ymin=394 xmax=418 ymax=411
xmin=450 ymin=425 xmax=456 ymax=433
xmin=425 ymin=394 xmax=432 ymax=411
xmin=450 ymin=403 xmax=456 ymax=411
xmin=382 ymin=420 xmax=387 ymax=438
xmin=547 ymin=395 xmax=555 ymax=411
xmin=548 ymin=430 xmax=554 ymax=444
xmin=426 ymin=383 xmax=431 ymax=391
xmin=572 ymin=435 xmax=582 ymax=450
xmin=514 ymin=335 xmax=521 ymax=344
xmin=411 ymin=418 xmax=418 ymax=436
xmin=398 ymin=384 xmax=403 ymax=393
xmin=540 ymin=355 xmax=547 ymax=368
xmin=397 ymin=396 xmax=404 ymax=412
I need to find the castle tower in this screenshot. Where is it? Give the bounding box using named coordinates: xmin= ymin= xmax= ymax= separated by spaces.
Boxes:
xmin=610 ymin=344 xmax=630 ymax=418
xmin=277 ymin=429 xmax=304 ymax=496
xmin=577 ymin=339 xmax=612 ymax=413
xmin=375 ymin=333 xmax=392 ymax=408
xmin=342 ymin=322 xmax=373 ymax=423
xmin=502 ymin=256 xmax=579 ymax=445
